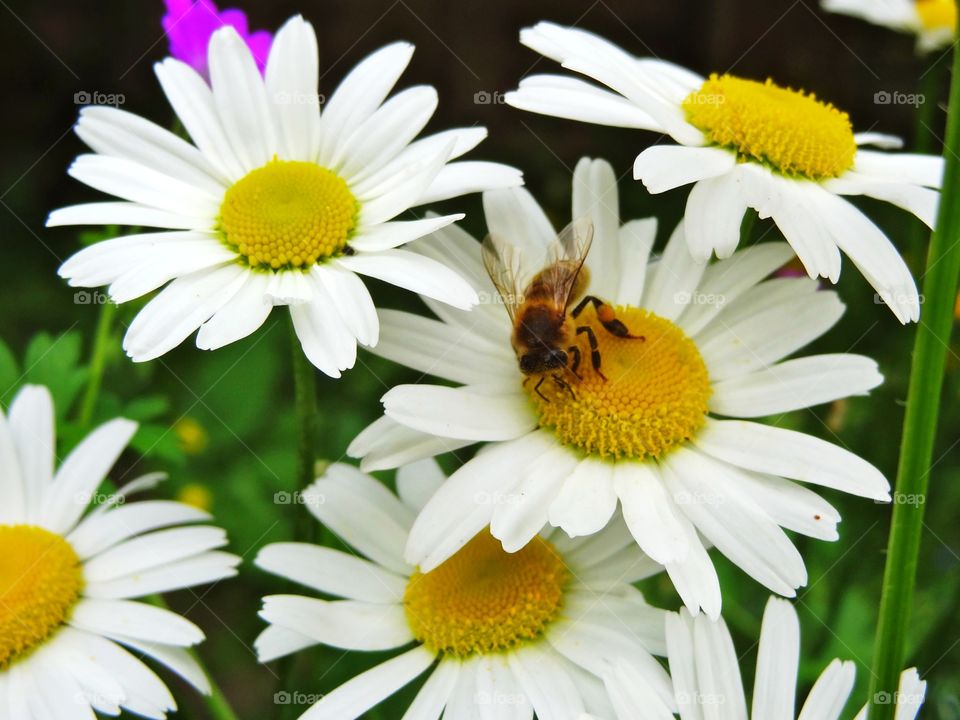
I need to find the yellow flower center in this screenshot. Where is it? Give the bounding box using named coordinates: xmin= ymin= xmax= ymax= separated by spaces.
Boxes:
xmin=528 ymin=304 xmax=711 ymax=460
xmin=404 ymin=530 xmax=567 ymax=657
xmin=683 ymin=73 xmax=857 ymax=179
xmin=218 ymin=159 xmax=358 ymax=270
xmin=0 ymin=525 xmax=84 ymax=668
xmin=916 ymin=0 xmax=956 ymax=31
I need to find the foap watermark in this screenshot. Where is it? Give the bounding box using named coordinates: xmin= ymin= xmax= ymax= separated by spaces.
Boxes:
xmin=674 ymin=489 xmax=725 ymax=507
xmin=874 ymin=291 xmax=924 ymax=307
xmin=686 ymin=93 xmax=725 ymax=106
xmin=474 ymin=490 xmax=523 ymax=506
xmin=273 ymin=90 xmax=325 ymax=107
xmin=674 ymin=291 xmax=727 ymax=308
xmin=75 ymin=490 xmax=124 ymax=506
xmin=274 ymin=490 xmax=325 ymax=507
xmin=478 ymin=290 xmax=524 ymax=307
xmin=474 ymin=690 xmax=528 ymax=706
xmin=873 ymin=90 xmax=925 ymax=108
xmin=474 ymin=90 xmax=507 ymax=105
xmin=74 ymin=290 xmax=109 ymax=305
xmin=676 ymin=690 xmax=727 ymax=707
xmin=274 ymin=691 xmax=324 ymax=706
xmin=74 ymin=90 xmax=125 ymax=107
xmin=874 ymin=690 xmax=926 ymax=706
xmin=877 ymin=492 xmax=926 ymax=507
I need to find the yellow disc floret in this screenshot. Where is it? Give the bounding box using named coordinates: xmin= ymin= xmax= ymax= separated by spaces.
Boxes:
xmin=528 ymin=304 xmax=711 ymax=460
xmin=0 ymin=525 xmax=84 ymax=668
xmin=916 ymin=0 xmax=956 ymax=31
xmin=404 ymin=530 xmax=567 ymax=657
xmin=219 ymin=159 xmax=358 ymax=270
xmin=683 ymin=73 xmax=857 ymax=179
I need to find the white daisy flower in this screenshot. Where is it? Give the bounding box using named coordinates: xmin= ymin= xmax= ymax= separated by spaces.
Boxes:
xmin=505 ymin=22 xmax=944 ymax=323
xmin=254 ymin=459 xmax=675 ymax=720
xmin=348 ymin=158 xmax=891 ymax=619
xmin=593 ymin=597 xmax=926 ymax=720
xmin=49 ymin=15 xmax=523 ymax=377
xmin=822 ymin=0 xmax=955 ymax=53
xmin=0 ymin=385 xmax=240 ymax=719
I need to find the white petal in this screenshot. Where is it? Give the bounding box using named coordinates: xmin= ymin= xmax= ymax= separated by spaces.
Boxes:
xmin=317 ymin=42 xmax=415 ymax=166
xmin=797 ymin=659 xmax=856 ymax=720
xmin=483 ymin=186 xmax=557 ymax=259
xmin=69 ymin=598 xmax=204 ymax=646
xmin=396 ymin=458 xmax=447 ymax=514
xmin=752 ymin=598 xmax=800 ymax=720
xmin=417 ymin=161 xmax=524 ymax=205
xmin=47 ymin=201 xmax=212 ymax=230
xmin=573 ymin=157 xmax=621 ymax=299
xmin=853 ymin=150 xmax=943 ymax=188
xmin=350 ymin=214 xmax=463 ymax=252
xmin=383 ymin=384 xmax=535 ymax=442
xmin=123 ymin=264 xmax=248 ymax=362
xmin=691 ymin=612 xmax=749 ymax=720
xmin=289 ymin=282 xmax=357 ymax=378
xmin=613 ymin=462 xmax=689 ymax=564
xmin=300 ymin=646 xmax=435 ymax=720
xmin=306 ymin=464 xmax=413 ymax=574
xmin=255 ymin=542 xmax=407 ymax=602
xmin=506 ymin=74 xmax=662 ymax=130
xmin=339 ymin=249 xmax=479 ymax=310
xmin=196 ymin=271 xmax=273 ymax=350
xmin=315 ymin=263 xmax=379 ymax=347
xmin=508 ymin=645 xmax=585 ymax=720
xmin=613 ymin=218 xmax=657 ymax=306
xmin=663 ymin=518 xmax=721 ymax=620
xmin=634 ymin=146 xmax=736 ymax=194
xmin=548 ymin=456 xmax=618 ymax=538
xmin=42 ymin=417 xmax=137 ymax=534
xmin=208 ymin=25 xmax=275 ymax=171
xmin=264 ymin=16 xmax=321 ymax=161
xmin=8 ymin=385 xmax=54 ymax=521
xmin=643 ymin=220 xmax=707 ymax=321
xmin=348 ymin=415 xmax=473 ymax=473
xmin=0 ymin=400 xmax=25 ymax=522
xmin=684 ymin=172 xmax=749 ymax=262
xmin=259 ymin=595 xmax=412 ymax=651
xmin=709 ymin=354 xmax=883 ymax=417
xmin=82 ymin=525 xmax=228 ymax=582
xmin=693 ymin=418 xmax=891 ymax=500
xmin=401 ymin=660 xmax=459 ymax=720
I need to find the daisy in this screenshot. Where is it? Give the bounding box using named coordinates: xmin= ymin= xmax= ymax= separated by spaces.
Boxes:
xmin=821 ymin=0 xmax=955 ymax=53
xmin=593 ymin=597 xmax=926 ymax=720
xmin=49 ymin=15 xmax=522 ymax=377
xmin=0 ymin=385 xmax=240 ymax=719
xmin=348 ymin=158 xmax=891 ymax=619
xmin=505 ymin=22 xmax=944 ymax=323
xmin=254 ymin=459 xmax=675 ymax=720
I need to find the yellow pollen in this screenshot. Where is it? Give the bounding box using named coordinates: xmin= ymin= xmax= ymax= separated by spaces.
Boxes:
xmin=683 ymin=73 xmax=857 ymax=179
xmin=219 ymin=159 xmax=358 ymax=270
xmin=916 ymin=0 xmax=956 ymax=31
xmin=404 ymin=530 xmax=567 ymax=658
xmin=0 ymin=525 xmax=84 ymax=668
xmin=528 ymin=305 xmax=711 ymax=460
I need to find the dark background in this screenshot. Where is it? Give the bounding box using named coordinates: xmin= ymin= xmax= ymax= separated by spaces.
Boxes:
xmin=0 ymin=0 xmax=958 ymax=717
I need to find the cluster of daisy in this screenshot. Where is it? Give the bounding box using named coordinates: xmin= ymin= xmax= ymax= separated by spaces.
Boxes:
xmin=2 ymin=0 xmax=944 ymax=718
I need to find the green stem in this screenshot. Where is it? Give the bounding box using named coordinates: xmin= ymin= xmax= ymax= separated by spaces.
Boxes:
xmin=908 ymin=57 xmax=948 ymax=270
xmin=77 ymin=300 xmax=116 ymax=428
xmin=146 ymin=595 xmax=241 ymax=720
xmin=868 ymin=26 xmax=960 ymax=719
xmin=289 ymin=320 xmax=319 ymax=540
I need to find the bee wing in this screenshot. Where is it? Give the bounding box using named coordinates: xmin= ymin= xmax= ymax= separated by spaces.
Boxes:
xmin=543 ymin=217 xmax=594 ymax=308
xmin=481 ymin=233 xmax=526 ymax=323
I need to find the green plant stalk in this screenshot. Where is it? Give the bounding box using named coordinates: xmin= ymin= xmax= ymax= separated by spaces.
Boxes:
xmin=868 ymin=25 xmax=960 ymax=719
xmin=77 ymin=300 xmax=116 ymax=428
xmin=908 ymin=57 xmax=948 ymax=269
xmin=289 ymin=320 xmax=320 ymax=542
xmin=145 ymin=595 xmax=241 ymax=720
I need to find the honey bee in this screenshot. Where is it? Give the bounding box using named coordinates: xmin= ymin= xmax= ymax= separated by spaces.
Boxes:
xmin=482 ymin=219 xmax=643 ymax=400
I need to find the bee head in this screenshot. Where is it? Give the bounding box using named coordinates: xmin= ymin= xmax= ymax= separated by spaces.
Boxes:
xmin=520 ymin=349 xmax=567 ymax=374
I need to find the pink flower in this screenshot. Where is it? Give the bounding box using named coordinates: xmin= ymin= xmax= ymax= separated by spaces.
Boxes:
xmin=162 ymin=0 xmax=272 ymax=78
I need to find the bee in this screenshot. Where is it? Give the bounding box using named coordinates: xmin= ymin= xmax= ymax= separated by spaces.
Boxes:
xmin=482 ymin=219 xmax=643 ymax=401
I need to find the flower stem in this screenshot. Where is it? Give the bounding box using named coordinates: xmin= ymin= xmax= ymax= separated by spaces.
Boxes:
xmin=289 ymin=319 xmax=319 ymax=540
xmin=77 ymin=300 xmax=116 ymax=428
xmin=867 ymin=28 xmax=960 ymax=719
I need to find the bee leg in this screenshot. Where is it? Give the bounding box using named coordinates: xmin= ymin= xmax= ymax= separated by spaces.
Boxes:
xmin=572 ymin=295 xmax=644 ymax=341
xmin=576 ymin=326 xmax=607 ymax=381
xmin=552 ymin=373 xmax=576 ymax=401
xmin=534 ymin=375 xmax=550 ymax=402
xmin=568 ymin=345 xmax=582 ymax=379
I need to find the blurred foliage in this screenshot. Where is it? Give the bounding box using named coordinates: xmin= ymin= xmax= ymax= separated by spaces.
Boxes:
xmin=1 ymin=0 xmax=960 ymax=717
